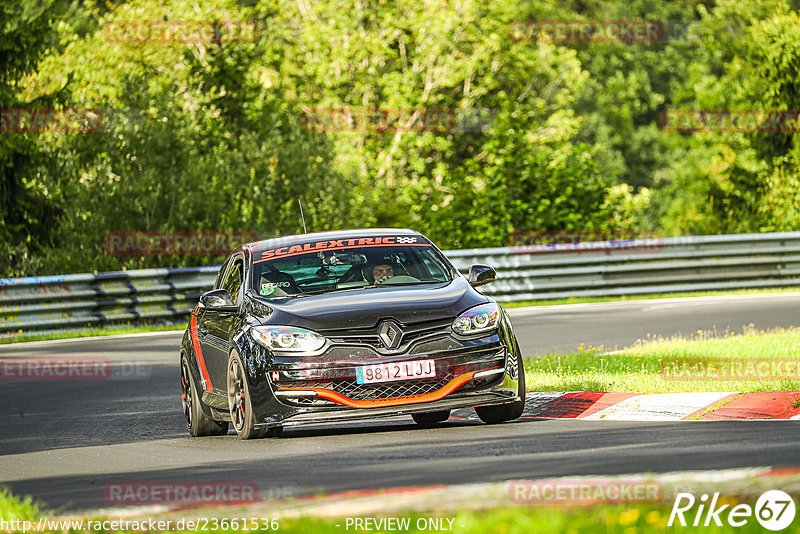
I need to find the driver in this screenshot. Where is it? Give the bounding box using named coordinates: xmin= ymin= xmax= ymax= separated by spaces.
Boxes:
xmin=371 ymin=263 xmax=394 ymax=284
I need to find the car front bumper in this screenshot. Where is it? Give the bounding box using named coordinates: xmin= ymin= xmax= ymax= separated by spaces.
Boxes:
xmin=257 ymin=390 xmax=519 ymax=429
xmin=247 ymin=332 xmax=522 ymax=429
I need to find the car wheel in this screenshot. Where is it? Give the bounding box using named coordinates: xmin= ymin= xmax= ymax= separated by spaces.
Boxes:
xmin=181 ymin=355 xmax=228 ymax=436
xmin=412 ymin=410 xmax=451 ymax=426
xmin=475 ymin=346 xmax=526 ymax=424
xmin=227 ymin=352 xmax=266 ymax=440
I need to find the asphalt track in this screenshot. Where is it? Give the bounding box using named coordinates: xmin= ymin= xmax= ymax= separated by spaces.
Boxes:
xmin=1 ymin=293 xmax=800 ymax=512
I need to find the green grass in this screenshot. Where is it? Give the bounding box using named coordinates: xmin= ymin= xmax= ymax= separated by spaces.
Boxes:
xmin=0 ymin=488 xmax=37 ymax=522
xmin=269 ymin=504 xmax=789 ymax=533
xmin=524 ymin=325 xmax=800 ymax=393
xmin=501 ymin=287 xmax=800 ymax=308
xmin=0 ymin=488 xmax=791 ymax=533
xmin=0 ymin=324 xmax=182 ymax=345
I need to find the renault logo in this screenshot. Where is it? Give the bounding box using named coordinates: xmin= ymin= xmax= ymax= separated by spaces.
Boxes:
xmin=378 ymin=321 xmax=403 ymax=350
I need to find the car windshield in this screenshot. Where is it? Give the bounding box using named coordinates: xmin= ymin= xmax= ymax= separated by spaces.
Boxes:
xmin=250 ymin=237 xmax=453 ymax=299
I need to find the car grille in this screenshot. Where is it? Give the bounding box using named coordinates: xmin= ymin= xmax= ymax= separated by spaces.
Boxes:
xmin=288 ymin=372 xmax=455 ymax=401
xmin=322 ymin=318 xmax=453 ymax=351
xmin=275 ymin=348 xmax=508 ymax=407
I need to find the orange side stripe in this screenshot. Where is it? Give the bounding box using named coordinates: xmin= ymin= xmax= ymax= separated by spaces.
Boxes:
xmin=277 ymin=367 xmax=501 ymax=409
xmin=190 ymin=314 xmax=213 ymax=392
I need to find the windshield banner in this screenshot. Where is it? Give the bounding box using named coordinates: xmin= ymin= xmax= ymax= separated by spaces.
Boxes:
xmin=255 ymin=235 xmax=430 ymax=263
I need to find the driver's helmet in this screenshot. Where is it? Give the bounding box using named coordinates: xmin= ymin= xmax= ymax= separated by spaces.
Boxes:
xmin=362 ymin=253 xmax=402 ymax=284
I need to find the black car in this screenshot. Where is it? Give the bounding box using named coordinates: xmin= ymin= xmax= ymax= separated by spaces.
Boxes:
xmin=180 ymin=228 xmax=525 ymax=439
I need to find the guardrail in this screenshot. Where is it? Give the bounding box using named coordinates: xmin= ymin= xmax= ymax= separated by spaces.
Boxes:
xmin=446 ymin=232 xmax=800 ymax=301
xmin=2 ymin=232 xmax=800 ymax=338
xmin=0 ymin=267 xmax=220 ymax=339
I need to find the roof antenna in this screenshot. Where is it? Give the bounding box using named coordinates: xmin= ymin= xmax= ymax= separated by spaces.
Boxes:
xmin=298 ymin=198 xmax=308 ymax=233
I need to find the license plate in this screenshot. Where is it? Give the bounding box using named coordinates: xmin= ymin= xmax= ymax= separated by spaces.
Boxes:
xmin=356 ymin=359 xmax=436 ymax=384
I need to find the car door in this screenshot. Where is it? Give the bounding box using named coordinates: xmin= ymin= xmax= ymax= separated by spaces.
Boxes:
xmin=198 ymin=255 xmax=244 ymax=391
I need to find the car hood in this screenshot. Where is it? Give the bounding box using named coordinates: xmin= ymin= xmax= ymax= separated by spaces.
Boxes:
xmin=255 ymin=277 xmax=487 ymax=331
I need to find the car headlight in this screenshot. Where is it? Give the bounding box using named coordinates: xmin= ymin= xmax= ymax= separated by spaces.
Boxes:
xmin=452 ymin=302 xmax=500 ymax=335
xmin=250 ymin=326 xmax=326 ymax=353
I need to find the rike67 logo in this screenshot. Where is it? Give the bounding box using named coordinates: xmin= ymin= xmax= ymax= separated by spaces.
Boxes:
xmin=669 ymin=491 xmax=796 ymax=531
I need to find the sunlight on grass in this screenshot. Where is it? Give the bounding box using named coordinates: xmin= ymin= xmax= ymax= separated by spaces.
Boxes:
xmin=0 ymin=492 xmax=778 ymax=534
xmin=524 ymin=325 xmax=800 ymax=393
xmin=0 ymin=488 xmax=37 ymax=521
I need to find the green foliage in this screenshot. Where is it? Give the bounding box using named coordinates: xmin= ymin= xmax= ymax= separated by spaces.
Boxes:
xmin=0 ymin=487 xmax=37 ymax=521
xmin=652 ymin=0 xmax=800 ymax=235
xmin=0 ymin=0 xmax=70 ymax=276
xmin=33 ymin=0 xmax=351 ymax=272
xmin=271 ymin=0 xmax=612 ymax=248
xmin=759 ymin=155 xmax=800 ymax=231
xmin=4 ymin=0 xmax=800 ymax=276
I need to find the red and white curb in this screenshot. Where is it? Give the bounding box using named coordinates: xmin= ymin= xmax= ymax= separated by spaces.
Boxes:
xmin=452 ymin=391 xmax=800 ymax=421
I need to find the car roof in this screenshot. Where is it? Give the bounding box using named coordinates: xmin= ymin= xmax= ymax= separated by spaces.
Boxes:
xmin=244 ymin=228 xmax=423 ymax=253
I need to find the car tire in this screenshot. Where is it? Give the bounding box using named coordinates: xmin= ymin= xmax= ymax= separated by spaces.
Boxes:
xmin=227 ymin=352 xmax=265 ymax=440
xmin=181 ymin=355 xmax=229 ymax=437
xmin=475 ymin=345 xmax=526 ymax=424
xmin=411 ymin=410 xmax=451 ymax=426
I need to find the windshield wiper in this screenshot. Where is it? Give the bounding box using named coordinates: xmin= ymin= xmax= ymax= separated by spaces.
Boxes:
xmin=296 ymin=288 xmax=333 ymax=296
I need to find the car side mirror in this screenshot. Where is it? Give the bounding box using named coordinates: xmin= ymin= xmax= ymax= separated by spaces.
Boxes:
xmin=200 ymin=289 xmax=239 ymax=312
xmin=468 ymin=264 xmax=497 ymax=287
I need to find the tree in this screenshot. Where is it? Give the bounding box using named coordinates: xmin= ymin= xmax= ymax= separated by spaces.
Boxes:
xmin=0 ymin=0 xmax=69 ymax=276
xmin=32 ymin=0 xmax=351 ymax=273
xmin=652 ymin=0 xmax=800 ymax=234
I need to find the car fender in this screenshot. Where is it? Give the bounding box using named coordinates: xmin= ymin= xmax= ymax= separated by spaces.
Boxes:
xmin=497 ymin=304 xmax=523 ymax=386
xmin=231 ymin=327 xmax=282 ymax=421
xmin=180 ymin=329 xmax=221 ymax=419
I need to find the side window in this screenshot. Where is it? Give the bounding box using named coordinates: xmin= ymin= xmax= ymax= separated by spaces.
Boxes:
xmin=214 ymin=257 xmax=232 ymax=289
xmin=419 ymin=249 xmax=448 ymax=281
xmin=222 ymin=259 xmax=243 ymax=303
